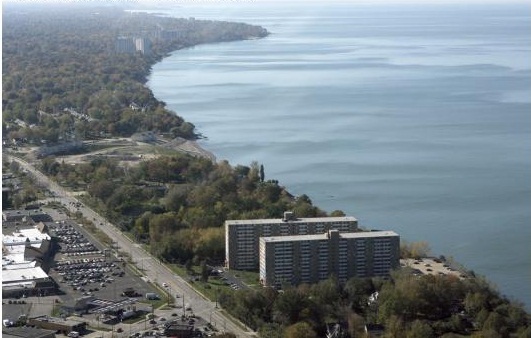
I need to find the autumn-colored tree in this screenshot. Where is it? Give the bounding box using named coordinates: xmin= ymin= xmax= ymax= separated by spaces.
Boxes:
xmin=284 ymin=322 xmax=317 ymax=338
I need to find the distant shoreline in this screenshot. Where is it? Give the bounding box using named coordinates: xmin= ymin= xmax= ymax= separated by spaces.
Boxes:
xmin=139 ymin=13 xmax=269 ymax=162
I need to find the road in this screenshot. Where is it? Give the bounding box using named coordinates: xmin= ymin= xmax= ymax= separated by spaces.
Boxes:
xmin=7 ymin=154 xmax=254 ymax=337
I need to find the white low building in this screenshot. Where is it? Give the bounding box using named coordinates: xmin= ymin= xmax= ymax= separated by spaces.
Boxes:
xmin=2 ymin=225 xmax=54 ymax=297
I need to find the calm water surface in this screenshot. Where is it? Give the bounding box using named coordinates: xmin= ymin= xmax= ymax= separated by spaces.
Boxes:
xmin=145 ymin=3 xmax=531 ymax=308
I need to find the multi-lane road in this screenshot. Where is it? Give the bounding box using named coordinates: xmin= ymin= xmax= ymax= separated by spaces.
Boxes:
xmin=7 ymin=154 xmax=254 ymax=337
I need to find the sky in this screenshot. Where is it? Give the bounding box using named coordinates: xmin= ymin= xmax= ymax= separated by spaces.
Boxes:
xmin=2 ymin=0 xmax=531 ymax=4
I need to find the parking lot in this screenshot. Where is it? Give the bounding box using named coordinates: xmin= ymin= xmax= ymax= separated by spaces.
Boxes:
xmin=401 ymin=257 xmax=467 ymax=278
xmin=46 ymin=220 xmax=162 ymax=314
xmin=3 ymin=205 xmax=233 ymax=338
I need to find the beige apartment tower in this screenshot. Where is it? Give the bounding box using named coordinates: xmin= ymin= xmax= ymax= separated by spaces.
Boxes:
xmin=259 ymin=230 xmax=400 ymax=288
xmin=225 ymin=212 xmax=358 ymax=270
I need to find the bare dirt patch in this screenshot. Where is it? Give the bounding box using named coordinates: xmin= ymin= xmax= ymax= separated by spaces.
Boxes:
xmin=56 ymin=136 xmax=215 ymax=167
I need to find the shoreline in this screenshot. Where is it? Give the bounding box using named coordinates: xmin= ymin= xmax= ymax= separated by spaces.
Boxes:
xmin=132 ymin=9 xmax=269 ymax=163
xmin=162 ymin=137 xmax=217 ymax=162
xmin=142 ymin=12 xmax=531 ymax=312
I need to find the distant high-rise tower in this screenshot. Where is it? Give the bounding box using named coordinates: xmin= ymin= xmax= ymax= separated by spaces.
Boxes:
xmin=115 ymin=37 xmax=135 ymax=54
xmin=135 ymin=37 xmax=151 ymax=55
xmin=115 ymin=37 xmax=151 ymax=55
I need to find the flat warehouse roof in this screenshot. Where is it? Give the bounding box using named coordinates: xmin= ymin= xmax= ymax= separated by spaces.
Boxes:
xmin=2 ymin=266 xmax=49 ymax=283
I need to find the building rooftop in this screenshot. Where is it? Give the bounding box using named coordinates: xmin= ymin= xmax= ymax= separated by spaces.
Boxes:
xmin=2 ymin=226 xmax=51 ymax=266
xmin=226 ymin=216 xmax=357 ymax=225
xmin=2 ymin=209 xmax=48 ymax=220
xmin=2 ymin=266 xmax=49 ymax=283
xmin=261 ymin=230 xmax=399 ymax=243
xmin=2 ymin=326 xmax=57 ymax=338
xmin=2 ymin=259 xmax=37 ymax=269
xmin=2 ymin=228 xmax=51 ymax=246
xmin=29 ymin=315 xmax=85 ymax=327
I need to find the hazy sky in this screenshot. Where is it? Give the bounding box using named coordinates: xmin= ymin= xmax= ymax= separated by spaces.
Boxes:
xmin=3 ymin=0 xmax=531 ymax=4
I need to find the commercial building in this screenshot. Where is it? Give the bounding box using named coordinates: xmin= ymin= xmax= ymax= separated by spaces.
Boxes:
xmin=163 ymin=323 xmax=194 ymax=338
xmin=2 ymin=209 xmax=52 ymax=223
xmin=2 ymin=326 xmax=57 ymax=338
xmin=2 ymin=225 xmax=55 ymax=297
xmin=259 ymin=230 xmax=400 ymax=288
xmin=27 ymin=316 xmax=86 ymax=335
xmin=225 ymin=212 xmax=358 ymax=270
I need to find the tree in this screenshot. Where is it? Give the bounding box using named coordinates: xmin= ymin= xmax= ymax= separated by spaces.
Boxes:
xmin=482 ymin=311 xmax=507 ymax=336
xmin=200 ymin=260 xmax=209 ymax=283
xmin=385 ymin=315 xmax=406 ymax=338
xmin=344 ymin=277 xmax=374 ymax=312
xmin=406 ymin=320 xmax=434 ymax=338
xmin=517 ymin=326 xmax=531 ymax=338
xmin=260 ymin=164 xmax=265 ymax=182
xmin=330 ymin=210 xmax=346 ymax=217
xmin=400 ymin=240 xmax=431 ymax=259
xmin=259 ymin=323 xmax=283 ymax=338
xmin=284 ymin=322 xmax=317 ymax=338
xmin=185 ymin=259 xmax=193 ymax=272
xmin=346 ymin=312 xmax=365 ymax=337
xmin=273 ymin=288 xmax=307 ymax=325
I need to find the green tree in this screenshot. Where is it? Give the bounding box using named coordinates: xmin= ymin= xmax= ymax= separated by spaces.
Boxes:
xmin=344 ymin=277 xmax=374 ymax=312
xmin=346 ymin=311 xmax=365 ymax=337
xmin=284 ymin=322 xmax=317 ymax=338
xmin=406 ymin=320 xmax=434 ymax=338
xmin=200 ymin=260 xmax=209 ymax=283
xmin=385 ymin=315 xmax=406 ymax=338
xmin=483 ymin=311 xmax=507 ymax=336
xmin=259 ymin=323 xmax=284 ymax=338
xmin=273 ymin=288 xmax=308 ymax=325
xmin=330 ymin=210 xmax=346 ymax=217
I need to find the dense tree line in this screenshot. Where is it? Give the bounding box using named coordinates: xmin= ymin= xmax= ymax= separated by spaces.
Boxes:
xmin=219 ymin=272 xmax=530 ymax=338
xmin=2 ymin=3 xmax=268 ymax=143
xmin=39 ymin=153 xmax=326 ymax=264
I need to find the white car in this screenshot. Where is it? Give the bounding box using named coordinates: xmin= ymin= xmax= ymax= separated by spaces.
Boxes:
xmin=162 ymin=282 xmax=168 ymax=288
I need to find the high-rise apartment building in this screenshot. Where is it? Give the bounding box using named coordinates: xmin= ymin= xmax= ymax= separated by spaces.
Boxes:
xmin=225 ymin=212 xmax=358 ymax=270
xmin=115 ymin=37 xmax=151 ymax=55
xmin=259 ymin=230 xmax=400 ymax=288
xmin=115 ymin=37 xmax=136 ymax=54
xmin=134 ymin=37 xmax=151 ymax=55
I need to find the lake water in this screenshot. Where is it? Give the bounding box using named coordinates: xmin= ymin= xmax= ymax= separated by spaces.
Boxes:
xmin=145 ymin=2 xmax=531 ymax=309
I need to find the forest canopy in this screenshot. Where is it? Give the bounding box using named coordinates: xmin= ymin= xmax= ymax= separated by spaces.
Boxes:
xmin=2 ymin=2 xmax=268 ymax=143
